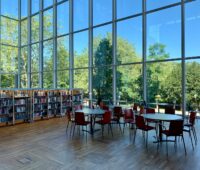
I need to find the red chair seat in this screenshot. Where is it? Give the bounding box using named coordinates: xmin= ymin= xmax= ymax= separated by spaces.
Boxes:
xmin=142 ymin=125 xmax=155 ymax=131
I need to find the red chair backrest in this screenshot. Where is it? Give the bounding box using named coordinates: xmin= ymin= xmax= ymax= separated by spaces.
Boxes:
xmin=75 ymin=112 xmax=85 ymax=125
xmin=124 ymin=109 xmax=134 ymax=120
xmin=139 ymin=106 xmax=145 ymax=114
xmin=189 ymin=111 xmax=197 ymax=125
xmin=135 ymin=115 xmax=145 ymax=129
xmin=169 ymin=120 xmax=184 ymax=136
xmin=102 ymin=105 xmax=109 ymax=111
xmin=113 ymin=106 xmax=123 ymax=117
xmin=165 ymin=107 xmax=175 ymax=114
xmin=133 ymin=103 xmax=138 ymax=112
xmin=146 ymin=108 xmax=155 ymax=114
xmin=102 ymin=111 xmax=112 ymax=124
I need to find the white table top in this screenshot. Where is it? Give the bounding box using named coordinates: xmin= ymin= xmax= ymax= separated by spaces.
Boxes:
xmin=142 ymin=113 xmax=182 ymax=121
xmin=75 ymin=108 xmax=105 ymax=115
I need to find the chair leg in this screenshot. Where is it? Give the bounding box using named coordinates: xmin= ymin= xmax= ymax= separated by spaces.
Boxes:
xmin=66 ymin=121 xmax=69 ymax=133
xmin=109 ymin=124 xmax=113 ymax=137
xmin=192 ymin=127 xmax=197 ymax=144
xmin=189 ymin=130 xmax=194 ymax=150
xmin=86 ymin=126 xmax=87 ymax=142
xmin=166 ymin=136 xmax=168 ymax=157
xmin=123 ymin=122 xmax=126 ymax=134
xmin=72 ymin=124 xmax=76 ymax=137
xmin=174 ymin=136 xmax=177 ymax=152
xmin=69 ymin=122 xmax=74 ymax=136
xmin=133 ymin=128 xmax=137 ymax=143
xmin=101 ymin=124 xmax=104 ymax=137
xmin=146 ymin=131 xmax=148 ymax=148
xmin=182 ymin=135 xmax=187 ymax=155
xmin=118 ymin=122 xmax=123 ymax=134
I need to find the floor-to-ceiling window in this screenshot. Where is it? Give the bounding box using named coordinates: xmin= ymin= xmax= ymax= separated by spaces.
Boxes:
xmin=0 ymin=0 xmax=19 ymax=88
xmin=0 ymin=0 xmax=200 ymax=114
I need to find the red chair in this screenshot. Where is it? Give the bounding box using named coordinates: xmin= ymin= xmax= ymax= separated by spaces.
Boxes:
xmin=161 ymin=120 xmax=186 ymax=156
xmin=101 ymin=105 xmax=109 ymax=111
xmin=134 ymin=115 xmax=155 ymax=148
xmin=95 ymin=111 xmax=113 ymax=137
xmin=146 ymin=108 xmax=155 ymax=114
xmin=184 ymin=111 xmax=197 ymax=147
xmin=165 ymin=107 xmax=175 ymax=114
xmin=111 ymin=106 xmax=123 ymax=133
xmin=146 ymin=108 xmax=156 ymax=122
xmin=139 ymin=106 xmax=145 ymax=114
xmin=123 ymin=109 xmax=135 ymax=133
xmin=132 ymin=103 xmax=138 ymax=113
xmin=73 ymin=112 xmax=90 ymax=140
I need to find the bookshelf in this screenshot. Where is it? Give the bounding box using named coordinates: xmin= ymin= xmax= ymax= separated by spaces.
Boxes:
xmin=47 ymin=90 xmax=61 ymax=118
xmin=0 ymin=90 xmax=13 ymax=125
xmin=60 ymin=90 xmax=71 ymax=116
xmin=0 ymin=88 xmax=83 ymax=125
xmin=13 ymin=90 xmax=31 ymax=124
xmin=32 ymin=90 xmax=48 ymax=120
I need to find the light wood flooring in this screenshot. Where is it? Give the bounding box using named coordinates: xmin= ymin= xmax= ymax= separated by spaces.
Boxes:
xmin=0 ymin=117 xmax=199 ymax=170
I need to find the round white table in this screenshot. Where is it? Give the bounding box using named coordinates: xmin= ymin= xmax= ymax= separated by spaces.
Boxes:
xmin=143 ymin=113 xmax=183 ymax=142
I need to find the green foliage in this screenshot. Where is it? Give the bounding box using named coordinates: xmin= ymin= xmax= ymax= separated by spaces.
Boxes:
xmin=93 ymin=37 xmax=113 ymax=100
xmin=148 ymin=43 xmax=169 ymax=60
xmin=1 ymin=13 xmax=200 ymax=111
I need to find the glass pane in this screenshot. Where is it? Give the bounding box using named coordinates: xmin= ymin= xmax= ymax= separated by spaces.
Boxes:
xmin=31 ymin=73 xmax=39 ymax=88
xmin=43 ymin=71 xmax=53 ymax=88
xmin=31 ymin=43 xmax=39 ymax=73
xmin=1 ymin=17 xmax=18 ymax=46
xmin=185 ymin=0 xmax=200 ymax=57
xmin=57 ymin=36 xmax=69 ymax=70
xmin=93 ymin=0 xmax=112 ymax=25
xmin=1 ymin=0 xmax=18 ymax=19
xmin=43 ymin=40 xmax=53 ymax=72
xmin=74 ymin=0 xmax=88 ymax=31
xmin=117 ymin=0 xmax=142 ymax=19
xmin=32 ymin=0 xmax=40 ymax=14
xmin=74 ymin=69 xmax=88 ymax=95
xmin=186 ymin=59 xmax=200 ymax=112
xmin=44 ymin=0 xmax=53 ymax=9
xmin=32 ymin=15 xmax=39 ymax=43
xmin=21 ymin=19 xmax=28 ymax=45
xmin=93 ymin=25 xmax=112 ymax=66
xmin=147 ymin=0 xmax=180 ymax=11
xmin=1 ymin=45 xmax=18 ymax=73
xmin=117 ymin=17 xmax=142 ymax=64
xmin=1 ymin=74 xmax=16 ymax=88
xmin=57 ymin=70 xmax=69 ymax=88
xmin=147 ymin=6 xmax=181 ymax=60
xmin=74 ymin=31 xmax=88 ymax=68
xmin=93 ymin=67 xmax=113 ymax=101
xmin=20 ymin=74 xmax=28 ymax=88
xmin=43 ymin=9 xmax=53 ymax=40
xmin=117 ymin=65 xmax=143 ymax=104
xmin=147 ymin=61 xmax=182 ymax=113
xmin=57 ymin=2 xmax=69 ymax=36
xmin=21 ymin=47 xmax=28 ymax=74
xmin=21 ymin=0 xmax=28 ymax=19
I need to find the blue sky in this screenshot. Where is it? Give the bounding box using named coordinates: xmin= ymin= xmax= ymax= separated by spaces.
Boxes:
xmin=0 ymin=0 xmax=200 ymax=58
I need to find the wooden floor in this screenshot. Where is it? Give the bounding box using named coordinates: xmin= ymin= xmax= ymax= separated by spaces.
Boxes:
xmin=0 ymin=117 xmax=199 ymax=170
